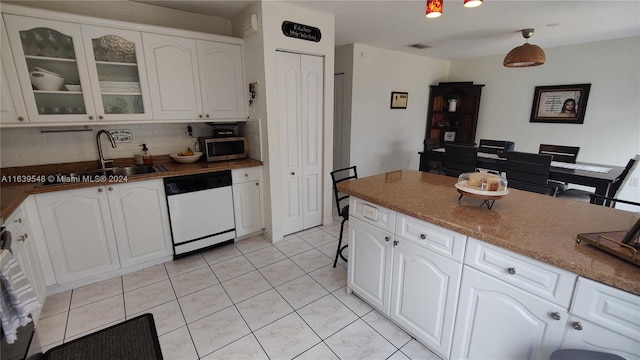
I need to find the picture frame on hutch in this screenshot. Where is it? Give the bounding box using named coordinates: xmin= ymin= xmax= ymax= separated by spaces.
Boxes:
xmin=530 ymin=84 xmax=591 ymax=124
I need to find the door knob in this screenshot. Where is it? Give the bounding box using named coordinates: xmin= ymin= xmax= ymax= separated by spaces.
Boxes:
xmin=550 ymin=312 xmax=561 ymax=321
xmin=98 ymin=188 xmax=103 ymax=192
xmin=572 ymin=321 xmax=583 ymax=330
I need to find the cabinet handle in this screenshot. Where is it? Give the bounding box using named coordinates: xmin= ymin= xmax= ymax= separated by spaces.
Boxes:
xmin=384 ymin=236 xmax=390 ymax=242
xmin=244 ymin=173 xmax=249 ymax=177
xmin=14 ymin=218 xmax=22 ymax=224
xmin=572 ymin=321 xmax=583 ymax=330
xmin=108 ymin=187 xmax=113 ymax=191
xmin=550 ymin=312 xmax=561 ymax=321
xmin=199 ymin=114 xmax=203 ymax=118
xmin=89 ymin=115 xmax=94 ymax=120
xmin=205 ymin=114 xmax=210 ymax=118
xmin=98 ymin=115 xmax=104 ymax=120
xmin=17 ymin=234 xmax=28 ymax=242
xmin=255 ymin=182 xmax=259 ymax=186
xmin=420 ymin=233 xmax=426 ymax=239
xmin=507 ymin=267 xmax=516 ymax=275
xmin=291 ymin=172 xmax=295 ymax=175
xmin=98 ymin=188 xmax=104 ymax=192
xmin=18 ymin=116 xmax=25 ymax=121
xmin=393 ymin=240 xmax=399 ymax=247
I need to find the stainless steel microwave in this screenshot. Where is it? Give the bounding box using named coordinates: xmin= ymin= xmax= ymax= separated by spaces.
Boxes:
xmin=198 ymin=136 xmax=248 ymax=162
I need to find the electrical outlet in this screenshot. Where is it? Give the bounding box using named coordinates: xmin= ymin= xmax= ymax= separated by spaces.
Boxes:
xmin=182 ymin=128 xmax=190 ymax=139
xmin=630 ymin=177 xmax=639 ymax=187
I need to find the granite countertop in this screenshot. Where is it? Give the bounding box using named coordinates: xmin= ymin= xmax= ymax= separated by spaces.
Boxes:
xmin=1 ymin=156 xmax=263 ymax=220
xmin=338 ymin=170 xmax=640 ymax=296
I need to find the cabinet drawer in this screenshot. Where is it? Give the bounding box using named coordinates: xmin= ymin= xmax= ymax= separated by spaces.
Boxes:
xmin=232 ymin=167 xmax=260 ymax=184
xmin=395 ymin=214 xmax=467 ymax=262
xmin=464 ymin=237 xmax=577 ymax=307
xmin=350 ymin=197 xmax=396 ymax=232
xmin=571 ymin=277 xmax=640 ymax=339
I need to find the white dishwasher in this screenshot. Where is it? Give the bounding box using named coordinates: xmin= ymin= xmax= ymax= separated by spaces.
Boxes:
xmin=164 ymin=170 xmax=236 ymax=257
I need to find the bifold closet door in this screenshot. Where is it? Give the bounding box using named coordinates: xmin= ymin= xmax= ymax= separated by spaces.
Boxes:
xmin=277 ymin=51 xmax=323 ymax=235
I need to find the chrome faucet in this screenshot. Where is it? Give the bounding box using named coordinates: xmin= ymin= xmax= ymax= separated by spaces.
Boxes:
xmin=96 ymin=130 xmax=117 ymax=170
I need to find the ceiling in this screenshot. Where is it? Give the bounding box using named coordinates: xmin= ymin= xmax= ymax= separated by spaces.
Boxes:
xmin=134 ymin=0 xmax=640 ymax=60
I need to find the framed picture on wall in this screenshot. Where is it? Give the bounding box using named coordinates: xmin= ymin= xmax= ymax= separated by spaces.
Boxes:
xmin=530 ymin=84 xmax=591 ymax=124
xmin=390 ymin=92 xmax=408 ymax=109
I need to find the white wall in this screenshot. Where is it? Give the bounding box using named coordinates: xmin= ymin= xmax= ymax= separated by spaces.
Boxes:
xmin=450 ymin=36 xmax=640 ymax=204
xmin=240 ymin=1 xmax=335 ymax=242
xmin=348 ymin=44 xmax=449 ymax=177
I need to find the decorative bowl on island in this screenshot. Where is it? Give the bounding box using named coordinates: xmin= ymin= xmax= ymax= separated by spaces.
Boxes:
xmin=170 ymin=151 xmax=202 ymax=164
xmin=455 ymin=171 xmax=509 ymax=198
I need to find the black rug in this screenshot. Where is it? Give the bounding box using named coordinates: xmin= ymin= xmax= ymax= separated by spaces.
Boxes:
xmin=43 ymin=313 xmax=163 ymax=360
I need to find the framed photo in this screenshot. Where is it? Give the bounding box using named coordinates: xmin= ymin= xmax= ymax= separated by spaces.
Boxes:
xmin=444 ymin=131 xmax=456 ymax=142
xmin=390 ymin=92 xmax=408 ymax=109
xmin=530 ymin=84 xmax=591 ymax=124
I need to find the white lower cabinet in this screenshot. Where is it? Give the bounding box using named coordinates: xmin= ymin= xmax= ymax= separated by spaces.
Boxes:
xmin=105 ymin=180 xmax=173 ymax=268
xmin=561 ymin=277 xmax=640 ymax=360
xmin=348 ymin=199 xmax=463 ymax=359
xmin=348 ymin=217 xmax=394 ymax=314
xmin=6 ymin=199 xmax=47 ymax=323
xmin=35 ymin=179 xmax=172 ymax=286
xmin=390 ymin=238 xmax=462 ymax=358
xmin=231 ymin=167 xmax=263 ymax=238
xmin=451 ymin=266 xmax=567 ymax=360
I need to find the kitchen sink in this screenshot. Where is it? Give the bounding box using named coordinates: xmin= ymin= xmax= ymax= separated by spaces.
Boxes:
xmin=41 ymin=164 xmax=171 ymax=186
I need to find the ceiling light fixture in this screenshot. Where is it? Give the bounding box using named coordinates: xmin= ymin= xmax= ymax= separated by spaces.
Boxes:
xmin=463 ymin=0 xmax=483 ymax=8
xmin=503 ymin=28 xmax=546 ymax=68
xmin=426 ymin=0 xmax=482 ymax=18
xmin=425 ymin=0 xmax=442 ymax=18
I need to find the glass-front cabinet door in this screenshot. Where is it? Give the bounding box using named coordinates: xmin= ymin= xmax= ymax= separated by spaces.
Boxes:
xmin=80 ymin=25 xmax=151 ymax=121
xmin=3 ymin=14 xmax=96 ymax=123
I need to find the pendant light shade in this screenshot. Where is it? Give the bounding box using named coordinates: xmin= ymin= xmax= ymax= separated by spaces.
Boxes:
xmin=463 ymin=0 xmax=483 ymax=8
xmin=425 ymin=0 xmax=443 ymax=18
xmin=503 ymin=29 xmax=546 ymax=68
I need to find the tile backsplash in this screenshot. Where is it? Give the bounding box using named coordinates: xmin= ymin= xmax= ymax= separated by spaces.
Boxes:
xmin=1 ymin=121 xmax=263 ymax=168
xmin=1 ymin=123 xmax=197 ymax=167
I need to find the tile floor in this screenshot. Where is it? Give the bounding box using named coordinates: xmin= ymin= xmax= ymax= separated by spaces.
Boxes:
xmin=34 ymin=221 xmax=440 ymax=359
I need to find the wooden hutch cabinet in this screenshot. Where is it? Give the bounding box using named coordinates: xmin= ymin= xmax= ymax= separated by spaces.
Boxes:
xmin=425 ymin=81 xmax=484 ymax=145
xmin=419 ymin=81 xmax=484 ymax=172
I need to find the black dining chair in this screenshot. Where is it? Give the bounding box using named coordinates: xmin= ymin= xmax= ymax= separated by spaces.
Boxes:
xmin=424 ymin=138 xmax=442 ymax=173
xmin=538 ymin=144 xmax=580 ymax=163
xmin=539 ymin=144 xmax=580 ymax=193
xmin=441 ymin=144 xmax=478 ymax=177
xmin=330 ymin=166 xmax=358 ymax=268
xmin=560 ymin=156 xmax=638 ymax=203
xmin=478 ymin=139 xmax=515 ymax=155
xmin=505 ymin=151 xmax=559 ymax=196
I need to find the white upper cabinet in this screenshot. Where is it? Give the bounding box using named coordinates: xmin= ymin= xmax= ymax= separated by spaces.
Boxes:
xmin=80 ymin=25 xmax=152 ymax=121
xmin=4 ymin=14 xmax=97 ymax=123
xmin=197 ymin=40 xmax=245 ymax=119
xmin=143 ymin=33 xmax=246 ymax=121
xmin=1 ymin=17 xmax=28 ymax=124
xmin=1 ymin=5 xmax=246 ymax=126
xmin=142 ymin=33 xmax=201 ymax=120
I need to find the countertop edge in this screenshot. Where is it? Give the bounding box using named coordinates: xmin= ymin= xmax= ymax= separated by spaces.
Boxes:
xmin=1 ymin=158 xmax=263 ymax=219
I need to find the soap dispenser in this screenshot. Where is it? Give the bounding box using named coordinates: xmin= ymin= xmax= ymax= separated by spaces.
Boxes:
xmin=139 ymin=143 xmax=153 ymax=166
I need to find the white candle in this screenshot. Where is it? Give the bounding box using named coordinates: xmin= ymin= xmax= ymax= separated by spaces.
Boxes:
xmin=448 ymin=99 xmax=457 ymax=112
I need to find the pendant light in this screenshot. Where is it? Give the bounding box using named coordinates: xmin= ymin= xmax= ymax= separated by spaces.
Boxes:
xmin=503 ymin=28 xmax=546 ymax=68
xmin=425 ymin=0 xmax=443 ymax=18
xmin=463 ymin=0 xmax=483 ymax=8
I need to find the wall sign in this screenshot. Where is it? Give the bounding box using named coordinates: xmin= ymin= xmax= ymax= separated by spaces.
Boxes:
xmin=282 ymin=21 xmax=321 ymax=42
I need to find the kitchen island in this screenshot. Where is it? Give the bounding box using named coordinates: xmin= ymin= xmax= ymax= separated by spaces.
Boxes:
xmin=338 ymin=170 xmax=639 ymax=360
xmin=338 ymin=169 xmax=639 ymax=295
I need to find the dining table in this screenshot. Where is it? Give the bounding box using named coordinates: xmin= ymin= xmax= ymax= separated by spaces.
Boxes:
xmin=419 ymin=148 xmax=625 ymax=200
